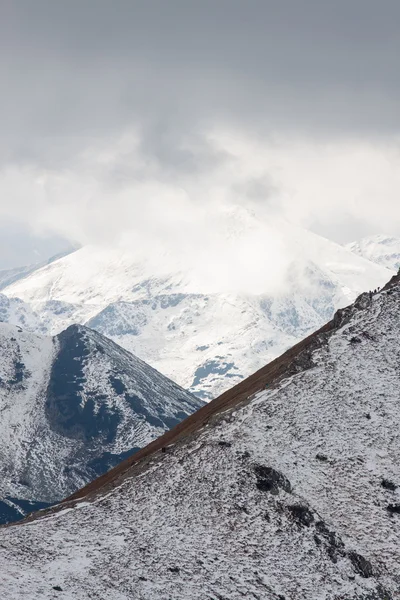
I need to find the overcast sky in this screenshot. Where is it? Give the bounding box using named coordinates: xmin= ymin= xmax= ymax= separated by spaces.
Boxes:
xmin=1 ymin=0 xmax=400 ymax=268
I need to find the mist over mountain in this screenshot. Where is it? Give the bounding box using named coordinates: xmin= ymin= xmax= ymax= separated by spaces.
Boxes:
xmin=1 ymin=219 xmax=392 ymax=398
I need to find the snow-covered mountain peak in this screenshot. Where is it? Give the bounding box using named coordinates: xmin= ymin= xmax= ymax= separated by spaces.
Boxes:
xmin=3 ymin=220 xmax=392 ymax=304
xmin=1 ymin=224 xmax=393 ymax=398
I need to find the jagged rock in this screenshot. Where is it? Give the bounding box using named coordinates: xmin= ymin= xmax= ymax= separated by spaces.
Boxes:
xmin=287 ymin=504 xmax=314 ymax=527
xmin=381 ymin=479 xmax=397 ymax=491
xmin=254 ymin=465 xmax=292 ymax=495
xmin=348 ymin=551 xmax=374 ymax=578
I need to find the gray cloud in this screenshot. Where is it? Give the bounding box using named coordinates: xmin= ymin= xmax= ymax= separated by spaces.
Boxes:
xmin=1 ymin=0 xmax=400 ymax=268
xmin=0 ymin=221 xmax=72 ymax=269
xmin=2 ymin=0 xmax=400 ymax=166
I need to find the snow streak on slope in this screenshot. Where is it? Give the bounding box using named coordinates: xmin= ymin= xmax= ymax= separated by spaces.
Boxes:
xmin=346 ymin=234 xmax=400 ymax=271
xmin=2 ymin=219 xmax=392 ymax=398
xmin=0 ymin=323 xmax=202 ymax=515
xmin=1 ymin=278 xmax=399 ymax=599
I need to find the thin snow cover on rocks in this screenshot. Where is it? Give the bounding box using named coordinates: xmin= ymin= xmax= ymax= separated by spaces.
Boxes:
xmin=0 ymin=322 xmax=202 ymax=521
xmin=1 ymin=278 xmax=399 ymax=599
xmin=2 ymin=217 xmax=393 ymax=398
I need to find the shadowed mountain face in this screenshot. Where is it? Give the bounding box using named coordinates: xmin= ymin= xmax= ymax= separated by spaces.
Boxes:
xmin=0 ymin=323 xmax=203 ymax=524
xmin=1 ymin=275 xmax=399 ymax=599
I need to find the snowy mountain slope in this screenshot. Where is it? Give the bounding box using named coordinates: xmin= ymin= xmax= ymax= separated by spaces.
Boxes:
xmin=0 ymin=322 xmax=202 ymax=522
xmin=0 ymin=249 xmax=75 ymax=291
xmin=0 ymin=264 xmax=38 ymax=290
xmin=0 ymin=293 xmax=40 ymax=331
xmin=1 ymin=276 xmax=400 ymax=599
xmin=346 ymin=234 xmax=400 ymax=271
xmin=2 ymin=217 xmax=393 ymax=398
xmin=85 ymin=274 xmax=339 ymax=398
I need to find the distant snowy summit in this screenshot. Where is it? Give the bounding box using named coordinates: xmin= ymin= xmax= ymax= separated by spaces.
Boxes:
xmin=0 ymin=248 xmax=77 ymax=291
xmin=0 ymin=322 xmax=202 ymax=524
xmin=0 ymin=218 xmax=393 ymax=399
xmin=346 ymin=234 xmax=400 ymax=271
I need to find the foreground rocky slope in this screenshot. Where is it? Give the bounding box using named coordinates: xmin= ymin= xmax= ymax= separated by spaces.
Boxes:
xmin=0 ymin=323 xmax=202 ymax=524
xmin=1 ymin=275 xmax=399 ymax=599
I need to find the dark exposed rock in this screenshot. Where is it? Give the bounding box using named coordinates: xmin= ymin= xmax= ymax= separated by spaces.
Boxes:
xmin=315 ymin=520 xmax=345 ymax=563
xmin=335 ymin=587 xmax=393 ymax=600
xmin=314 ymin=535 xmax=321 ymax=546
xmin=218 ymin=441 xmax=232 ymax=447
xmin=168 ymin=566 xmax=180 ymax=573
xmin=287 ymin=504 xmax=314 ymax=527
xmin=8 ymin=360 xmax=27 ymax=385
xmin=52 ymin=586 xmax=63 ymax=592
xmin=347 ymin=551 xmax=374 ymax=578
xmin=387 ymin=504 xmax=400 ymax=514
xmin=239 ymin=451 xmax=251 ymax=460
xmin=254 ymin=465 xmax=292 ymax=495
xmin=381 ymin=479 xmax=397 ymax=491
xmin=316 ymin=453 xmax=328 ymax=462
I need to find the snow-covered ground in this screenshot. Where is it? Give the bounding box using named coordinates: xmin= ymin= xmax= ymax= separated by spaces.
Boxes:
xmin=0 ymin=275 xmax=399 ymax=599
xmin=0 ymin=322 xmax=202 ymax=521
xmin=1 ymin=219 xmax=392 ymax=398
